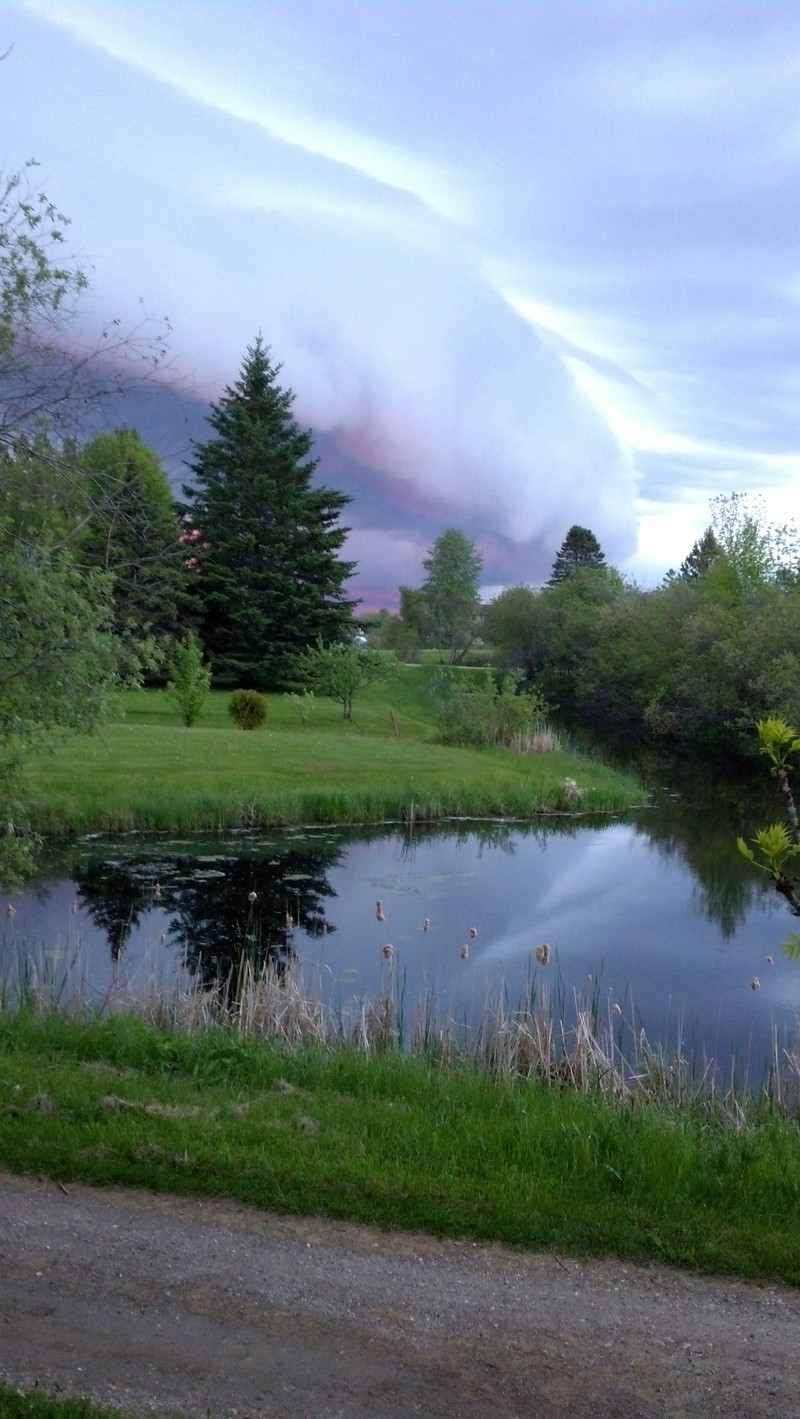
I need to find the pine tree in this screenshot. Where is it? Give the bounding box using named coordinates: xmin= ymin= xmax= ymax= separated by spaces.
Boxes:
xmin=183 ymin=338 xmax=356 ymax=687
xmin=678 ymin=527 xmax=721 ymax=581
xmin=548 ymin=525 xmax=607 ymax=585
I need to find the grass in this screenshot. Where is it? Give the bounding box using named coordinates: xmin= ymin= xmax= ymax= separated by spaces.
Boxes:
xmin=0 ymin=1392 xmax=131 ymax=1419
xmin=18 ymin=671 xmax=643 ymax=834
xmin=3 ymin=1001 xmax=800 ymax=1285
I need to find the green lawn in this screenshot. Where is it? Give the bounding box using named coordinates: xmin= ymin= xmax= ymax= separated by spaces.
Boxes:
xmin=20 ymin=671 xmax=643 ymax=834
xmin=2 ymin=1011 xmax=800 ymax=1285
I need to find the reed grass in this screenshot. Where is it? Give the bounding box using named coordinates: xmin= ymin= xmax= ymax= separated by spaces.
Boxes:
xmin=18 ymin=675 xmax=643 ymax=835
xmin=3 ymin=964 xmax=800 ymax=1283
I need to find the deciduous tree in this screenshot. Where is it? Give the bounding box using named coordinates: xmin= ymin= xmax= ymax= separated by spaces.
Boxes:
xmin=411 ymin=528 xmax=483 ymax=664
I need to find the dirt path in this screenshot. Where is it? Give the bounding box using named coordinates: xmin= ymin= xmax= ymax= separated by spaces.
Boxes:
xmin=1 ymin=1171 xmax=799 ymax=1418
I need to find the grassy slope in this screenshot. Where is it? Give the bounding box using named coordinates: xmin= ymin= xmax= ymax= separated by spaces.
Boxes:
xmin=20 ymin=672 xmax=642 ymax=833
xmin=2 ymin=1012 xmax=800 ymax=1285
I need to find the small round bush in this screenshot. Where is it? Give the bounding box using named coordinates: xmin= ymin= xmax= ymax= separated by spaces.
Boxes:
xmin=228 ymin=688 xmax=268 ymax=730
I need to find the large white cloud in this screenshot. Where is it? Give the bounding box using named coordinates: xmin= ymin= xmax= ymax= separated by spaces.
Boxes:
xmin=5 ymin=0 xmax=800 ymax=596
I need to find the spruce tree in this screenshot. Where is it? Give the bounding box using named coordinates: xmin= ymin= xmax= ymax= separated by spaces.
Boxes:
xmin=183 ymin=339 xmax=356 ymax=687
xmin=548 ymin=525 xmax=607 ymax=585
xmin=678 ymin=527 xmax=721 ymax=581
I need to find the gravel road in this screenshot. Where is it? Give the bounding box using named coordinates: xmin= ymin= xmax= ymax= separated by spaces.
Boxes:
xmin=1 ymin=1171 xmax=799 ymax=1418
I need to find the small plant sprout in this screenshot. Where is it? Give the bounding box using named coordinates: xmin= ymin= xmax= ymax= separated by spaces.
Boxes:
xmin=382 ymin=943 xmax=394 ymax=960
xmin=737 ymin=824 xmax=800 ymax=913
xmin=375 ymin=900 xmax=386 ymax=923
xmin=460 ymin=943 xmax=470 ymax=959
xmin=535 ymin=942 xmax=551 ymax=965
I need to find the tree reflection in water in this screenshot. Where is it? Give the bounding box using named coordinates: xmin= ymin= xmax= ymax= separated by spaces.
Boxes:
xmin=73 ymin=835 xmax=343 ymax=987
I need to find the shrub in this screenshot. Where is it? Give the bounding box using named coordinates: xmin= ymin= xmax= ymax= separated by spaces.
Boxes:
xmin=428 ymin=668 xmax=553 ymax=751
xmin=166 ymin=631 xmax=212 ymax=727
xmin=228 ymin=689 xmax=268 ymax=730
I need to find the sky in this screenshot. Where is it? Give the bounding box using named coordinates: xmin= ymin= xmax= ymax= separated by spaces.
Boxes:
xmin=2 ymin=1 xmax=800 ymax=607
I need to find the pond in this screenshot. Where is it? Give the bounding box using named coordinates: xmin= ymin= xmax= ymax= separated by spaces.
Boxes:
xmin=2 ymin=766 xmax=799 ymax=1083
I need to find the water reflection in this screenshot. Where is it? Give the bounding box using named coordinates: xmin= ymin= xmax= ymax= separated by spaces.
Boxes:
xmin=2 ymin=802 xmax=798 ymax=1073
xmin=72 ymin=836 xmax=344 ymax=987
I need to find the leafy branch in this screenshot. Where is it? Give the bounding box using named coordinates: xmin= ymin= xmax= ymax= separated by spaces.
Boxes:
xmin=737 ymin=717 xmax=800 ymax=930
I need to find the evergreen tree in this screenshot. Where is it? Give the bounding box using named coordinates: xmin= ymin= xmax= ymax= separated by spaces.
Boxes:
xmin=183 ymin=338 xmax=356 ymax=687
xmin=678 ymin=527 xmax=721 ymax=581
xmin=548 ymin=525 xmax=607 ymax=585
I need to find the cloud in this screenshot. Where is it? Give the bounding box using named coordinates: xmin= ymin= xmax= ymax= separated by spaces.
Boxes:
xmin=7 ymin=1 xmax=800 ymax=600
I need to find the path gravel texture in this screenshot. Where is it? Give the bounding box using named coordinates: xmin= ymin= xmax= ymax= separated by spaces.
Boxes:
xmin=1 ymin=1171 xmax=799 ymax=1418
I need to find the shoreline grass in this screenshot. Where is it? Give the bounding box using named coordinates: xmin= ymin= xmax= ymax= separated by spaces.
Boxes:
xmin=0 ymin=1390 xmax=129 ymax=1419
xmin=19 ymin=675 xmax=643 ymax=836
xmin=2 ymin=978 xmax=800 ymax=1285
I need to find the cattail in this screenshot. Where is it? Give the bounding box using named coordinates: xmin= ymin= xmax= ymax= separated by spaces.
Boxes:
xmin=460 ymin=944 xmax=470 ymax=960
xmin=382 ymin=943 xmax=394 ymax=960
xmin=376 ymin=900 xmax=386 ymax=923
xmin=535 ymin=942 xmax=551 ymax=966
xmin=247 ymin=890 xmax=258 ymax=903
xmin=469 ymin=926 xmax=478 ymax=939
xmin=751 ymin=977 xmax=761 ymax=991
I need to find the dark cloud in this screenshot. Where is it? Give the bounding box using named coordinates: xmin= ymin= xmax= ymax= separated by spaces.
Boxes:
xmin=5 ymin=0 xmax=800 ymax=594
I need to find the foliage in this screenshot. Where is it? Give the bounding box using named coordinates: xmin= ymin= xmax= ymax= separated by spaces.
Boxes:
xmin=429 ymin=667 xmax=552 ymax=750
xmin=486 ymin=498 xmax=800 ymax=758
xmin=548 ymin=525 xmax=607 ymax=585
xmin=228 ymin=688 xmax=268 ymax=730
xmin=0 ymin=165 xmax=169 ymax=886
xmin=677 ymin=527 xmax=721 ymax=581
xmin=183 ymin=338 xmax=356 ymax=688
xmin=736 ymin=718 xmax=800 ymax=936
xmin=710 ymin=492 xmax=799 ymax=588
xmin=483 ymin=584 xmax=540 ymax=673
xmin=167 ymin=631 xmax=212 ymax=727
xmin=296 ymin=637 xmax=394 ymax=719
xmin=0 ymin=162 xmax=169 ymax=441
xmin=77 ymin=427 xmax=185 ymax=645
xmin=399 ymin=528 xmax=483 ymax=664
xmin=285 ymin=689 xmax=315 ymax=728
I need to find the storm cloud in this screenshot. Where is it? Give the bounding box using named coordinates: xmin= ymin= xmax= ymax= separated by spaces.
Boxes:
xmin=3 ymin=1 xmax=800 ymax=601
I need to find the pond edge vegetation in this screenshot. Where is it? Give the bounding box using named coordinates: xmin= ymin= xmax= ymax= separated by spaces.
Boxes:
xmin=3 ymin=987 xmax=800 ymax=1287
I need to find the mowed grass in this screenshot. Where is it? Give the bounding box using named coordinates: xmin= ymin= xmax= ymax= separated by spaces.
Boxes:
xmin=3 ymin=1011 xmax=800 ymax=1284
xmin=20 ymin=670 xmax=642 ymax=834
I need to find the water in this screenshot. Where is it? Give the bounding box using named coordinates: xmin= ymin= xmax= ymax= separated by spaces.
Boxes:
xmin=3 ymin=770 xmax=799 ymax=1078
